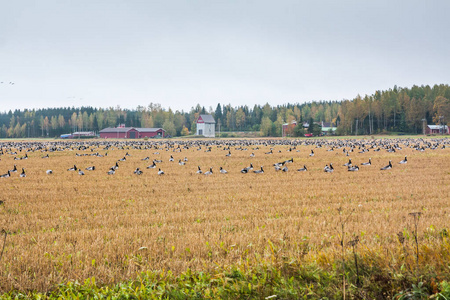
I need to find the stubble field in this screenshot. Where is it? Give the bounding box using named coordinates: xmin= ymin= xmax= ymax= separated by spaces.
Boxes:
xmin=0 ymin=137 xmax=449 ymax=298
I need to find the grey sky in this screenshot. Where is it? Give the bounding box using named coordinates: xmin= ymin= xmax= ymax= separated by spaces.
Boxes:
xmin=1 ymin=0 xmax=449 ymax=113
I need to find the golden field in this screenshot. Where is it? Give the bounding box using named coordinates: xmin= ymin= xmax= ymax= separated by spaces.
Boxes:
xmin=0 ymin=137 xmax=449 ymax=293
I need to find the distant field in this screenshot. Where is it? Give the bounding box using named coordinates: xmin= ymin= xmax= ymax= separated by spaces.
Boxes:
xmin=0 ymin=137 xmax=449 ymax=298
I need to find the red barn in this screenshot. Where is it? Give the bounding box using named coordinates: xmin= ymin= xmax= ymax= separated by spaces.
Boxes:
xmin=136 ymin=128 xmax=165 ymax=138
xmin=426 ymin=125 xmax=449 ymax=135
xmin=99 ymin=127 xmax=165 ymax=139
xmin=99 ymin=127 xmax=138 ymax=139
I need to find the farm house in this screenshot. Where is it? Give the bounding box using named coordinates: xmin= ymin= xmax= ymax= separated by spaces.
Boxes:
xmin=196 ymin=114 xmax=215 ymax=137
xmin=99 ymin=127 xmax=165 ymax=138
xmin=426 ymin=125 xmax=449 ymax=134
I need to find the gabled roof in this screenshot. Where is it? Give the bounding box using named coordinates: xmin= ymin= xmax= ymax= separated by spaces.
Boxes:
xmin=427 ymin=125 xmax=448 ymax=130
xmin=99 ymin=127 xmax=135 ymax=133
xmin=135 ymin=128 xmax=165 ymax=132
xmin=197 ymin=114 xmax=215 ymax=123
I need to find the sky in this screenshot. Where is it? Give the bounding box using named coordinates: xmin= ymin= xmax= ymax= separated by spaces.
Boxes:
xmin=1 ymin=0 xmax=449 ymax=113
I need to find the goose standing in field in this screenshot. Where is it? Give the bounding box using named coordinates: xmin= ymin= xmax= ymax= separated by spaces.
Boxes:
xmin=282 ymin=165 xmax=288 ymax=172
xmin=324 ymin=163 xmax=334 ymax=173
xmin=157 ymin=168 xmax=165 ymax=175
xmin=107 ymin=168 xmax=115 ymax=175
xmin=78 ymin=169 xmax=85 ymax=176
xmin=196 ymin=166 xmax=202 ymax=174
xmin=134 ymin=168 xmax=143 ymax=175
xmin=141 ymin=156 xmax=150 ymax=161
xmin=204 ymin=168 xmax=213 ymax=175
xmin=253 ymin=166 xmax=264 ymax=174
xmin=219 ymin=167 xmax=228 ymax=174
xmin=169 ymin=155 xmax=174 ymax=162
xmin=265 ymin=149 xmax=273 ymax=155
xmin=9 ymin=165 xmax=18 ymax=173
xmin=361 ymin=158 xmax=371 ymax=166
xmin=119 ymin=156 xmax=126 ymax=162
xmin=399 ymin=156 xmax=407 ymax=164
xmin=85 ymin=166 xmax=95 ymax=171
xmin=178 ymin=159 xmax=186 ymax=165
xmin=46 ymin=170 xmax=53 ymax=175
xmin=226 ymin=151 xmax=231 ymax=157
xmin=380 ymin=160 xmax=392 ymax=170
xmin=147 ymin=161 xmax=156 ymax=169
xmin=67 ymin=165 xmax=77 ymax=171
xmin=309 ymin=149 xmax=314 ymax=157
xmin=183 ymin=157 xmax=188 ymax=162
xmin=297 ymin=165 xmax=308 ymax=172
xmin=250 ymin=152 xmax=255 ymax=157
xmin=20 ymin=168 xmax=26 ymax=177
xmin=0 ymin=171 xmax=11 ymax=178
xmin=343 ymin=159 xmax=352 ymax=167
xmin=41 ymin=154 xmax=49 ymax=158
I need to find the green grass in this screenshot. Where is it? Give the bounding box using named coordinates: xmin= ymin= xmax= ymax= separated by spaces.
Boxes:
xmin=2 ymin=258 xmax=450 ymax=299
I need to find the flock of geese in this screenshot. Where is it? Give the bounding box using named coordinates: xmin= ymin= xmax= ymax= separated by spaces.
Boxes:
xmin=0 ymin=137 xmax=446 ymax=179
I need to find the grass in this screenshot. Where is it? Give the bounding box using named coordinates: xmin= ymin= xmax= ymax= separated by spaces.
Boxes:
xmin=0 ymin=137 xmax=449 ymax=298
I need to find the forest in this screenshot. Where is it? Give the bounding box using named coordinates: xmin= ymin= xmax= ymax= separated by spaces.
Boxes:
xmin=0 ymin=84 xmax=449 ymax=138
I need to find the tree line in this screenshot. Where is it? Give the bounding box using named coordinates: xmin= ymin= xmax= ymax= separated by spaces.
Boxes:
xmin=0 ymin=84 xmax=449 ymax=138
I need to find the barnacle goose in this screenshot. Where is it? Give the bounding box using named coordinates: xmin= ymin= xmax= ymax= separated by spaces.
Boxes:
xmin=380 ymin=160 xmax=392 ymax=170
xmin=46 ymin=170 xmax=53 ymax=175
xmin=9 ymin=165 xmax=17 ymax=173
xmin=297 ymin=165 xmax=308 ymax=172
xmin=361 ymin=158 xmax=371 ymax=166
xmin=348 ymin=165 xmax=359 ymax=171
xmin=324 ymin=163 xmax=334 ymax=173
xmin=134 ymin=168 xmax=143 ymax=175
xmin=86 ymin=166 xmax=95 ymax=171
xmin=78 ymin=169 xmax=85 ymax=176
xmin=253 ymin=166 xmax=264 ymax=174
xmin=67 ymin=165 xmax=77 ymax=171
xmin=147 ymin=162 xmax=156 ymax=169
xmin=220 ymin=167 xmax=228 ymax=174
xmin=204 ymin=168 xmax=213 ymax=175
xmin=0 ymin=171 xmax=10 ymax=178
xmin=196 ymin=166 xmax=202 ymax=174
xmin=399 ymin=156 xmax=407 ymax=164
xmin=158 ymin=168 xmax=165 ymax=175
xmin=309 ymin=150 xmax=314 ymax=157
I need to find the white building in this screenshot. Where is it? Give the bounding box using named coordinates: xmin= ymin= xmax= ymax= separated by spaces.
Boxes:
xmin=196 ymin=114 xmax=216 ymax=137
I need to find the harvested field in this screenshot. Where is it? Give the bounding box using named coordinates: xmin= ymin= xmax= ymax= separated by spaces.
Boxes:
xmin=0 ymin=137 xmax=449 ymax=296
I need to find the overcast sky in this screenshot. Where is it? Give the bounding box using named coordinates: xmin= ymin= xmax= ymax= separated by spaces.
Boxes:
xmin=1 ymin=0 xmax=449 ymax=113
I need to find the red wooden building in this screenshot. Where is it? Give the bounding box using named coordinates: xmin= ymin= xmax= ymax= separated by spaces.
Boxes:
xmin=99 ymin=127 xmax=165 ymax=139
xmin=426 ymin=125 xmax=449 ymax=134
